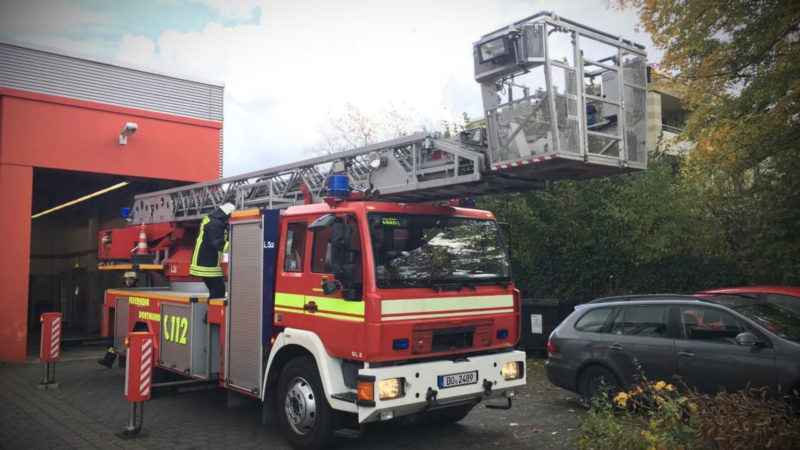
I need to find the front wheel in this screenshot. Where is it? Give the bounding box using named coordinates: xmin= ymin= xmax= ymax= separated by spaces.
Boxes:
xmin=578 ymin=365 xmax=621 ymax=402
xmin=277 ymin=356 xmax=336 ymax=450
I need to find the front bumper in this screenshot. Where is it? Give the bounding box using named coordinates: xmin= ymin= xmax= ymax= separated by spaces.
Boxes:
xmin=356 ymin=350 xmax=527 ymax=423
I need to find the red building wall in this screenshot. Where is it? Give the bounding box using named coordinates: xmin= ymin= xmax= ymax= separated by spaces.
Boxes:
xmin=0 ymin=88 xmax=222 ymax=362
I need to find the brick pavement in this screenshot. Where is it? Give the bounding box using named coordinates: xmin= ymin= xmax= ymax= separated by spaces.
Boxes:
xmin=0 ymin=351 xmax=287 ymax=450
xmin=0 ymin=349 xmax=581 ymax=449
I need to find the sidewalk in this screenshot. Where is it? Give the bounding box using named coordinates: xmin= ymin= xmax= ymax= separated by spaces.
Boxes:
xmin=0 ymin=347 xmax=580 ymax=449
xmin=0 ymin=346 xmax=283 ymax=450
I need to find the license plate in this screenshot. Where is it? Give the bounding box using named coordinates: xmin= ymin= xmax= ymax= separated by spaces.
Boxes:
xmin=438 ymin=370 xmax=478 ymax=389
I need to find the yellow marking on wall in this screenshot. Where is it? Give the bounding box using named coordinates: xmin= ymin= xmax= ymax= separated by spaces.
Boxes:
xmin=129 ymin=297 xmax=150 ymax=307
xmin=138 ymin=311 xmax=161 ymax=322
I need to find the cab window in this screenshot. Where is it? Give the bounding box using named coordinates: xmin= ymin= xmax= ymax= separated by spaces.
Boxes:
xmin=283 ymin=222 xmax=306 ymax=272
xmin=311 ymin=219 xmax=362 ymax=277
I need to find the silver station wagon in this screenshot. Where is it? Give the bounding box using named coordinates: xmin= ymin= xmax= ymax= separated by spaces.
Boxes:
xmin=545 ymin=295 xmax=800 ymax=400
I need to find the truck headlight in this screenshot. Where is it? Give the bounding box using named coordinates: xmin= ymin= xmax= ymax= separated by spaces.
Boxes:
xmin=378 ymin=378 xmax=404 ymax=400
xmin=501 ymin=362 xmax=522 ymax=380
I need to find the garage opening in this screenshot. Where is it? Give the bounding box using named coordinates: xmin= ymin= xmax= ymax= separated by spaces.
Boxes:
xmin=28 ymin=168 xmax=183 ymax=355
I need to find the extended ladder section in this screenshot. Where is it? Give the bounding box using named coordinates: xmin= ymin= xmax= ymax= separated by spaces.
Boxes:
xmin=131 ymin=12 xmax=647 ymax=225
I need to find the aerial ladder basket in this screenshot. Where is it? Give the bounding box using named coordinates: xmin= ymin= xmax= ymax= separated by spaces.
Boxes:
xmin=129 ymin=12 xmax=647 ymax=225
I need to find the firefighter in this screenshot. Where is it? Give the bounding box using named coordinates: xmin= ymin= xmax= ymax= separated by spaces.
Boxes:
xmin=122 ymin=271 xmax=138 ymax=287
xmin=190 ymin=203 xmax=235 ymax=299
xmin=97 ymin=271 xmax=139 ymax=368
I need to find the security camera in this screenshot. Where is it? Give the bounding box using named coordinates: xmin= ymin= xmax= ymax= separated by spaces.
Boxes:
xmin=119 ymin=122 xmax=138 ymax=145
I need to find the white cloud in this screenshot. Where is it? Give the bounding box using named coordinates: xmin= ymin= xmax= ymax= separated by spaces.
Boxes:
xmin=108 ymin=0 xmax=659 ymax=177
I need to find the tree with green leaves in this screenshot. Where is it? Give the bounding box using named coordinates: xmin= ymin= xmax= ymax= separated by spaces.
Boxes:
xmin=617 ymin=0 xmax=800 ymax=283
xmin=480 ymin=152 xmax=742 ymax=301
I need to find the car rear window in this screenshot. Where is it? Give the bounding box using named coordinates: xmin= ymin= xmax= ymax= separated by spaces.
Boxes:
xmin=575 ymin=308 xmax=614 ymax=332
xmin=612 ymin=306 xmax=669 ymax=337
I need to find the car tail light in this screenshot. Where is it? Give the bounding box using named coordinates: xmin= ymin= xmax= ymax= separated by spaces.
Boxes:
xmin=546 ymin=339 xmax=560 ymax=357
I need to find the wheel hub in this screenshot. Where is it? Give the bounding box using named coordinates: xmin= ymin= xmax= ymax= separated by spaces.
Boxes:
xmin=590 ymin=374 xmax=612 ymax=397
xmin=284 ymin=376 xmax=317 ymax=435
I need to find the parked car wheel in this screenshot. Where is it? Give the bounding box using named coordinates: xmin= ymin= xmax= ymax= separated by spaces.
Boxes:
xmin=277 ymin=356 xmax=336 ymax=450
xmin=578 ymin=365 xmax=620 ymax=401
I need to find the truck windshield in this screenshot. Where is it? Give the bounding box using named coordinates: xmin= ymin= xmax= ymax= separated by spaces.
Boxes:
xmin=368 ymin=213 xmax=511 ymax=288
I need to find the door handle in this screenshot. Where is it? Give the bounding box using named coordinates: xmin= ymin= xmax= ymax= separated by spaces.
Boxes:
xmin=609 ymin=344 xmax=623 ymax=351
xmin=678 ymin=351 xmax=694 ymax=358
xmin=303 ymin=301 xmax=318 ymax=312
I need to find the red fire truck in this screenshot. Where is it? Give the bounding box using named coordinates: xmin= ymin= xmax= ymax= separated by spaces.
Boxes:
xmin=98 ymin=12 xmax=647 ymax=449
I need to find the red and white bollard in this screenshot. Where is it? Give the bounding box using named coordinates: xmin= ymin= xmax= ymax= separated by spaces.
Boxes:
xmin=121 ymin=332 xmax=154 ymax=436
xmin=38 ymin=312 xmax=62 ymax=390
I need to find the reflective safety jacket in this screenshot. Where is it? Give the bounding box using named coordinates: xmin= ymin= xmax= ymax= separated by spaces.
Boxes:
xmin=190 ymin=208 xmax=229 ymax=278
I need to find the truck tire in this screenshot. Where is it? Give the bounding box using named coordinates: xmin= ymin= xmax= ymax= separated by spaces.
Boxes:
xmin=577 ymin=365 xmax=620 ymax=402
xmin=277 ymin=356 xmax=336 ymax=450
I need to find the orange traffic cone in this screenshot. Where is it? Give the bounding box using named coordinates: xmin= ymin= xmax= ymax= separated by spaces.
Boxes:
xmin=135 ymin=224 xmax=148 ymax=255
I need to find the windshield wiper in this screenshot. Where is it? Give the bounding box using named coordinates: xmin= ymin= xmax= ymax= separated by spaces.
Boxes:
xmin=429 ymin=279 xmax=477 ymax=292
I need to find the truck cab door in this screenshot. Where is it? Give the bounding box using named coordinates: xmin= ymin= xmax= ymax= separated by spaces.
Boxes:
xmin=303 ymin=215 xmax=366 ymax=359
xmin=274 ymin=220 xmax=308 ymax=330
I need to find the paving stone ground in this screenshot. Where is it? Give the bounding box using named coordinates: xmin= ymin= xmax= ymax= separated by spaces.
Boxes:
xmin=0 ymin=347 xmax=582 ymax=449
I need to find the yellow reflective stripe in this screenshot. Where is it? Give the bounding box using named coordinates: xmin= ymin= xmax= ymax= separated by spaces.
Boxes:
xmin=275 ymin=292 xmax=305 ymax=308
xmin=98 ymin=264 xmax=163 ymax=271
xmin=190 ymin=267 xmax=222 ymax=276
xmin=98 ymin=264 xmax=132 ymax=270
xmin=191 ymin=216 xmax=210 ymax=268
xmin=382 ymin=308 xmax=514 ymax=322
xmin=190 ymin=266 xmax=221 ymax=273
xmin=190 ymin=216 xmax=224 ymax=276
xmin=381 ymin=294 xmax=513 ymax=315
xmin=231 ymin=209 xmax=260 ymax=218
xmin=274 ymin=292 xmax=365 ymax=322
xmin=275 ymin=293 xmax=365 ymax=316
xmin=305 ymin=295 xmax=365 ymax=316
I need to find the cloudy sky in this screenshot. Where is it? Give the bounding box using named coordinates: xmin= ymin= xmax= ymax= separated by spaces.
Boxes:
xmin=0 ymin=0 xmax=658 ymax=177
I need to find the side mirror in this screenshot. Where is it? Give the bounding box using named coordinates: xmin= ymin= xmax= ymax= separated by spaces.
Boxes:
xmin=735 ymin=331 xmax=760 ymax=347
xmin=309 ymin=213 xmax=336 ymax=231
xmin=322 ymin=280 xmax=341 ymax=295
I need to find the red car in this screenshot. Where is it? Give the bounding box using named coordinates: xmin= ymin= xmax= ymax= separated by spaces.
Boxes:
xmin=696 ymin=286 xmax=800 ymax=314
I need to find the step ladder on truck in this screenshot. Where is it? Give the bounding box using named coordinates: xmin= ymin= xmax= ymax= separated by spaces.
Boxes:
xmin=97 ymin=11 xmax=647 ymax=449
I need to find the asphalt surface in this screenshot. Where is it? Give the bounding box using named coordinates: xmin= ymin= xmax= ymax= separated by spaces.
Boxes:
xmin=0 ymin=346 xmax=583 ymax=449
